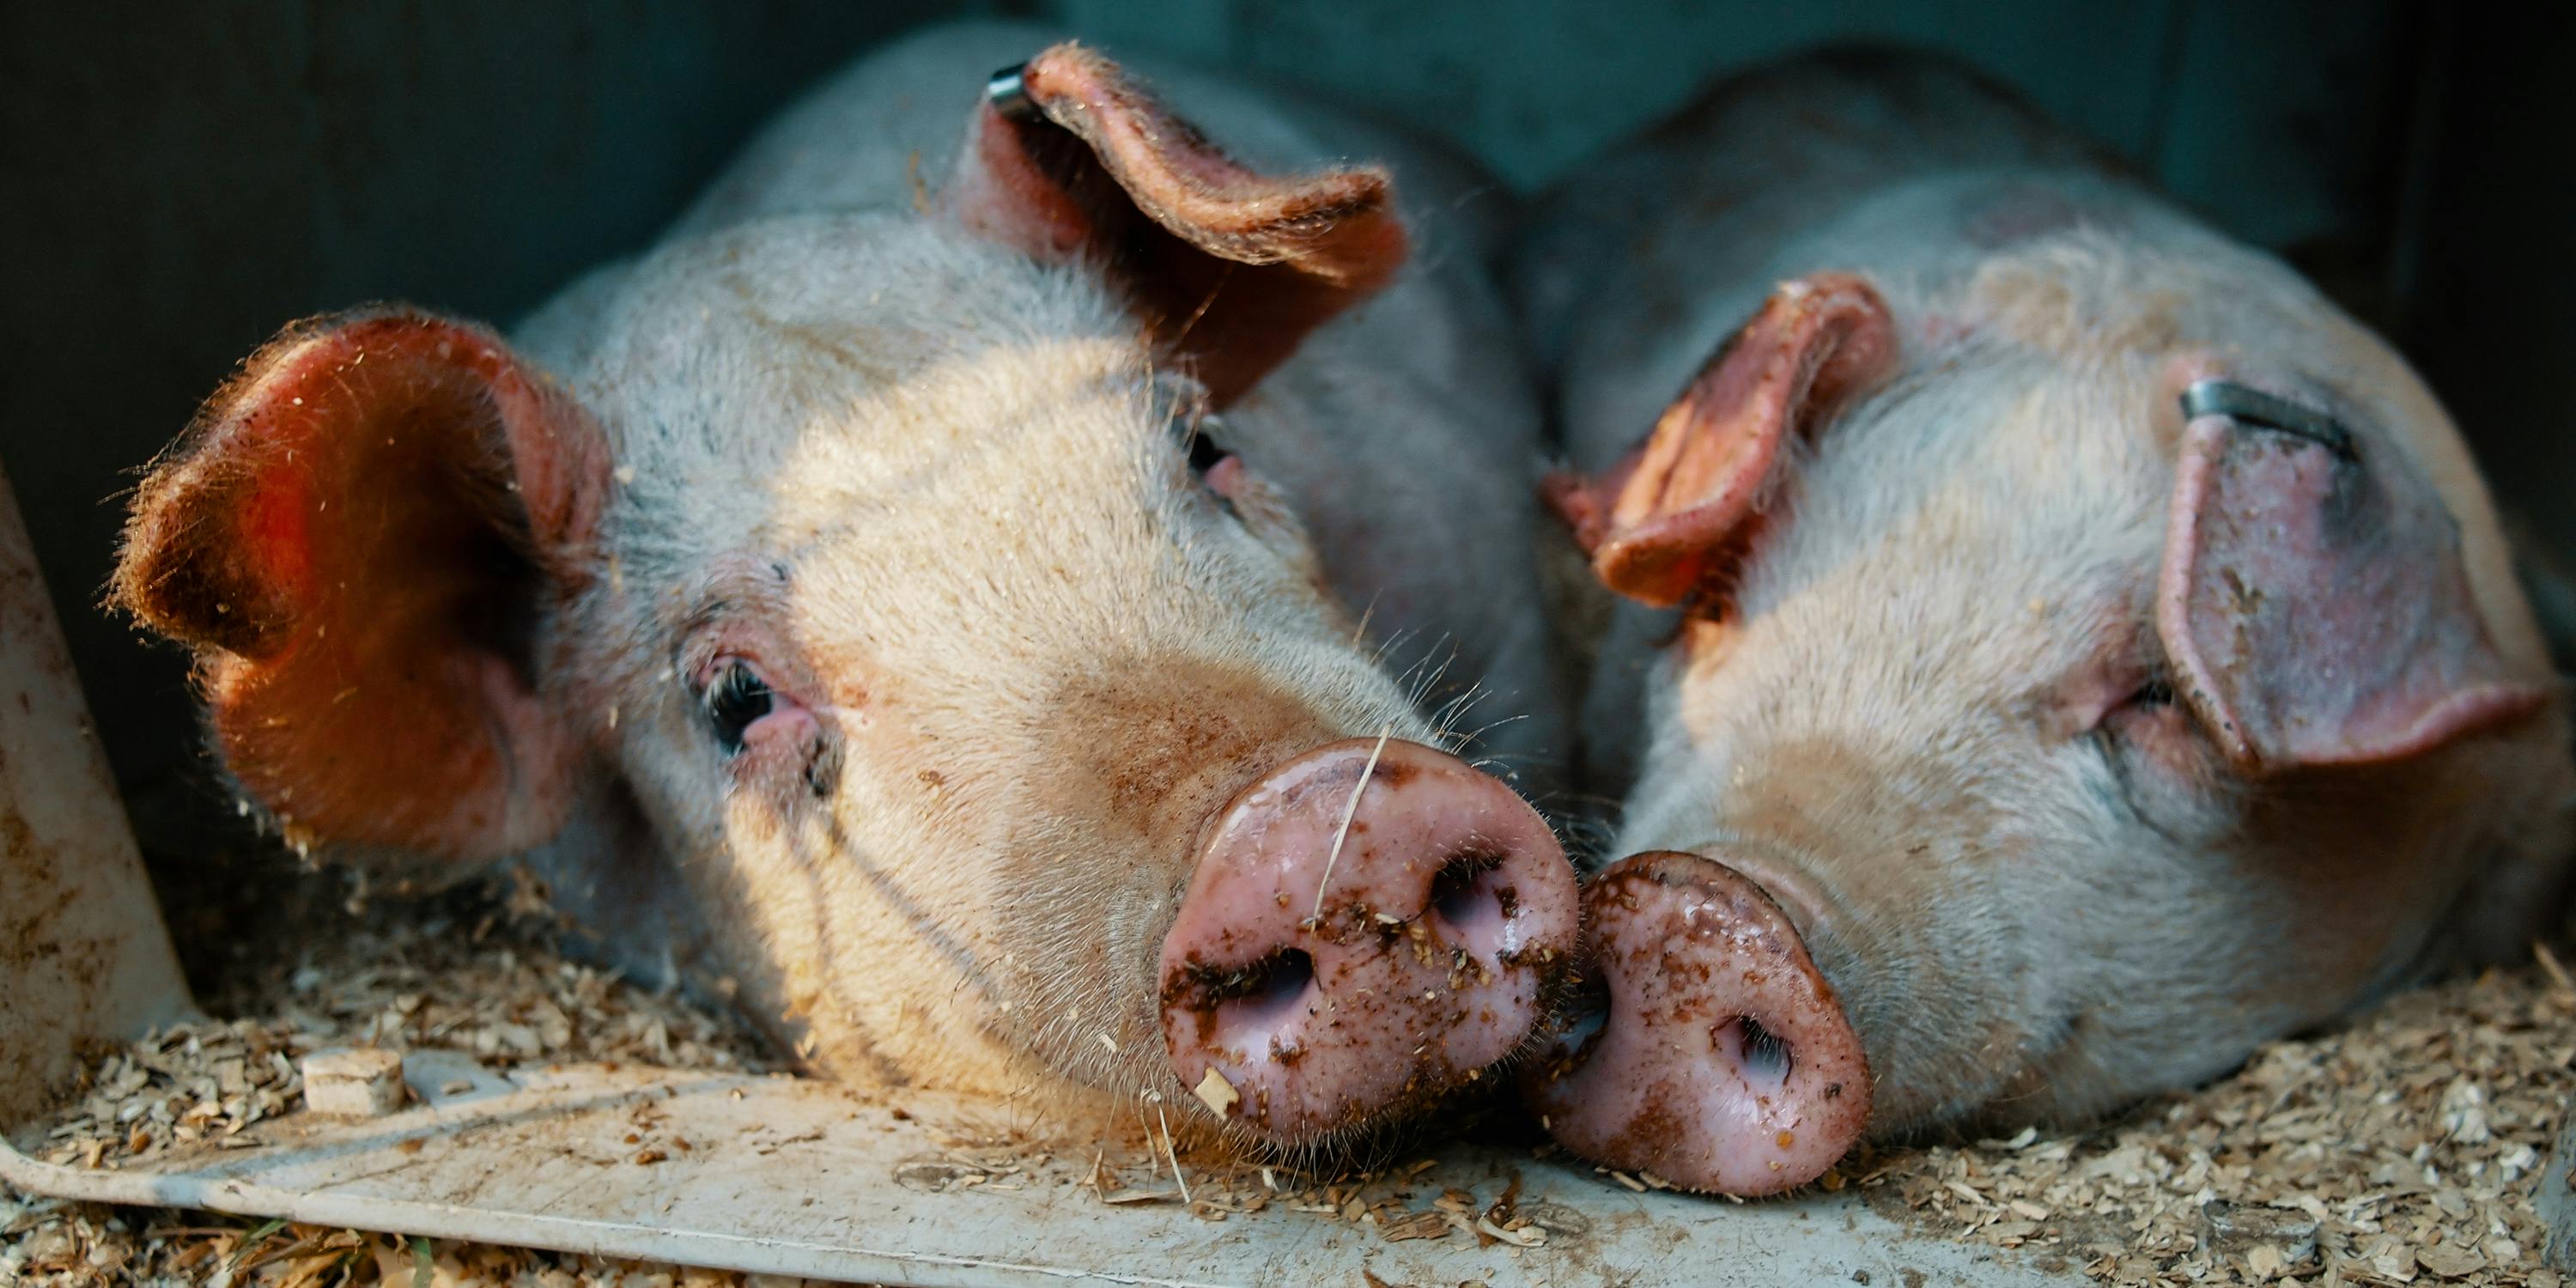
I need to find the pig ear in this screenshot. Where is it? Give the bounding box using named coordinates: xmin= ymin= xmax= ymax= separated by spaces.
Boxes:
xmin=112 ymin=307 xmax=610 ymax=862
xmin=1544 ymin=274 xmax=1899 ymax=609
xmin=2156 ymin=380 xmax=2549 ymax=771
xmin=951 ymin=43 xmax=1408 ymax=407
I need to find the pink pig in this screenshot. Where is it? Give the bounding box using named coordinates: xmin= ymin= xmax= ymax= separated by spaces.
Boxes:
xmin=1514 ymin=48 xmax=2574 ymax=1194
xmin=110 ymin=22 xmax=1578 ymax=1149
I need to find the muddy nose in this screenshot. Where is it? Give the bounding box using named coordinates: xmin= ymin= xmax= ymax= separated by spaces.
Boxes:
xmin=1158 ymin=737 xmax=1577 ymax=1141
xmin=1521 ymin=850 xmax=1871 ymax=1195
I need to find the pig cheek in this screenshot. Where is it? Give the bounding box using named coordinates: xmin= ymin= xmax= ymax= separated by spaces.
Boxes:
xmin=1676 ymin=617 xmax=1745 ymax=688
xmin=1669 ymin=619 xmax=1753 ymax=754
xmin=1203 ymin=459 xmax=1334 ymax=599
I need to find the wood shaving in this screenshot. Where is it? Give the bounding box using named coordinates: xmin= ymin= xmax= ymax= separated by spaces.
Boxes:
xmin=3 ymin=870 xmax=793 ymax=1286
xmin=1848 ymin=955 xmax=2573 ymax=1286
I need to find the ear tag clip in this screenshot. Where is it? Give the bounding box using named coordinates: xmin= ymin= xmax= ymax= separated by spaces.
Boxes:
xmin=987 ymin=64 xmax=1039 ymax=122
xmin=2179 ymin=379 xmax=2355 ymax=460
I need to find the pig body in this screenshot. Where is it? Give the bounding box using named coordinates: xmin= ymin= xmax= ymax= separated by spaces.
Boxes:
xmin=1516 ymin=47 xmax=2573 ymax=1184
xmin=116 ymin=21 xmax=1577 ymax=1148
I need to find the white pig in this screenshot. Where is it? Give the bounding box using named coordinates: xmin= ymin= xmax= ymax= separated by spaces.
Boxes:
xmin=112 ymin=21 xmax=1579 ymax=1150
xmin=1512 ymin=46 xmax=2575 ymax=1194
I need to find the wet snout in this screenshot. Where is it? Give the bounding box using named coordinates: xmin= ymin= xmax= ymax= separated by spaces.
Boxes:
xmin=1522 ymin=850 xmax=1871 ymax=1194
xmin=1158 ymin=738 xmax=1578 ymax=1142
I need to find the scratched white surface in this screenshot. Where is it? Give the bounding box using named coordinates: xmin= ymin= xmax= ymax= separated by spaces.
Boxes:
xmin=3 ymin=1061 xmax=2079 ymax=1287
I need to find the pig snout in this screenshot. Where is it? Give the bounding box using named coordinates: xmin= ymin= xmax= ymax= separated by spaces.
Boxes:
xmin=1158 ymin=738 xmax=1578 ymax=1141
xmin=1522 ymin=850 xmax=1871 ymax=1195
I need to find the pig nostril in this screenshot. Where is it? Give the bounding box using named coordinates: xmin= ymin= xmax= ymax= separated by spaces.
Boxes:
xmin=1726 ymin=1015 xmax=1794 ymax=1085
xmin=1428 ymin=848 xmax=1509 ymax=938
xmin=1206 ymin=948 xmax=1317 ymax=1036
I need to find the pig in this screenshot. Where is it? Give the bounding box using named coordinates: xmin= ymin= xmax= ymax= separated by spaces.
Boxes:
xmin=1510 ymin=46 xmax=2576 ymax=1194
xmin=108 ymin=21 xmax=1580 ymax=1151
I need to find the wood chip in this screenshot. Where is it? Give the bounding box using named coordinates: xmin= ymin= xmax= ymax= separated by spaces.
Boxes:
xmin=1192 ymin=1066 xmax=1239 ymax=1116
xmin=1377 ymin=1210 xmax=1452 ymax=1242
xmin=1855 ymin=956 xmax=2575 ymax=1286
xmin=2414 ymin=1243 xmax=2484 ymax=1279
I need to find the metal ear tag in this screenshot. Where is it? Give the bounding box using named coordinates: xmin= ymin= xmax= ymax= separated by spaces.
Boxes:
xmin=987 ymin=64 xmax=1038 ymax=122
xmin=2179 ymin=379 xmax=2354 ymax=459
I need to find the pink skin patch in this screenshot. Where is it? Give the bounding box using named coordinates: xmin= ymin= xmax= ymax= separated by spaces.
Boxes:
xmin=1158 ymin=738 xmax=1578 ymax=1142
xmin=1202 ymin=453 xmax=1249 ymax=501
xmin=1524 ymin=851 xmax=1871 ymax=1195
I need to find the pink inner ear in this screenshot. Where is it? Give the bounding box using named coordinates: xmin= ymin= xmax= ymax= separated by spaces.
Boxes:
xmin=1552 ymin=274 xmax=1898 ymax=610
xmin=948 ymin=43 xmax=1408 ymax=407
xmin=113 ymin=309 xmax=606 ymax=862
xmin=2156 ymin=413 xmax=2548 ymax=770
xmin=954 ymin=98 xmax=1100 ymax=259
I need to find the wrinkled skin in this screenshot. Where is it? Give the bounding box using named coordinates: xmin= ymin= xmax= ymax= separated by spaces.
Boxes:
xmin=111 ymin=21 xmax=1577 ymax=1149
xmin=1515 ymin=47 xmax=2575 ymax=1186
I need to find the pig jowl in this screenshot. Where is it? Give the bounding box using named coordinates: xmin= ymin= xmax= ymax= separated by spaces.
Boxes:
xmin=109 ymin=24 xmax=1578 ymax=1153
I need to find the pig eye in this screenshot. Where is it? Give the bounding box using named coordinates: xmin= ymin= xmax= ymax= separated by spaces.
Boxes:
xmin=1185 ymin=422 xmax=1231 ymax=475
xmin=704 ymin=659 xmax=775 ymax=756
xmin=1173 ymin=411 xmax=1236 ymax=478
xmin=2093 ymin=665 xmax=2227 ymax=840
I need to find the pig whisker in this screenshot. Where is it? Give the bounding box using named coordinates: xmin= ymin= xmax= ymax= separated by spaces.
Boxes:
xmin=1311 ymin=724 xmax=1394 ymax=923
xmin=1433 ymin=684 xmax=1506 ymax=750
xmin=1399 ymin=640 xmax=1464 ymax=716
xmin=1364 ymin=624 xmax=1422 ymax=673
xmin=1457 ymin=711 xmax=1533 ymax=752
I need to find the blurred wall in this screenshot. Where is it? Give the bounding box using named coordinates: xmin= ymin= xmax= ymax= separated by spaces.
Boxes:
xmin=1 ymin=0 xmax=2519 ymax=808
xmin=0 ymin=2 xmax=987 ymax=796
xmin=2404 ymin=9 xmax=2576 ymax=565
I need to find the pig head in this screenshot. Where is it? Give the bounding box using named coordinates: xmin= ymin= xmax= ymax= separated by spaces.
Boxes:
xmin=1529 ymin=183 xmax=2573 ymax=1192
xmin=112 ymin=30 xmax=1577 ymax=1150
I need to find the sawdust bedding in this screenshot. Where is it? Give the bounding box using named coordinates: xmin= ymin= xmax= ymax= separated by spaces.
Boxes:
xmin=3 ymin=861 xmax=2568 ymax=1288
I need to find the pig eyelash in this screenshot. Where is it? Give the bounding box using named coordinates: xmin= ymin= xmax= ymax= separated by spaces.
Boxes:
xmin=702 ymin=658 xmax=778 ymax=756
